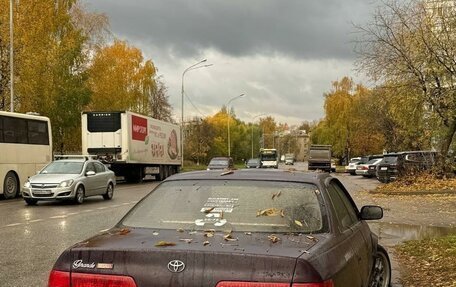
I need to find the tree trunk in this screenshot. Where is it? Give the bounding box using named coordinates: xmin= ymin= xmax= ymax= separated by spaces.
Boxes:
xmin=436 ymin=118 xmax=456 ymax=176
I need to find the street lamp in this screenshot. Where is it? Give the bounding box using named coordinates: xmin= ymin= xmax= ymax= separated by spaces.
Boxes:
xmin=226 ymin=94 xmax=245 ymax=157
xmin=251 ymin=114 xmax=266 ymax=158
xmin=181 ymin=59 xmax=212 ymax=168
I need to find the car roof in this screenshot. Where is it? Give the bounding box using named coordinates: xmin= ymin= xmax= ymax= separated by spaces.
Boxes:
xmin=164 ymin=169 xmax=330 ymax=184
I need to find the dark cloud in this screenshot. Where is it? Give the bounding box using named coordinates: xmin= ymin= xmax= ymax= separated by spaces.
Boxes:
xmin=89 ymin=0 xmax=375 ymax=60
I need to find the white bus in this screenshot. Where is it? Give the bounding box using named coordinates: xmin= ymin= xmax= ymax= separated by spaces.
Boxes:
xmin=0 ymin=111 xmax=52 ymax=199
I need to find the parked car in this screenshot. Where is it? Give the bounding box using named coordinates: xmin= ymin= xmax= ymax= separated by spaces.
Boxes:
xmin=284 ymin=153 xmax=295 ymax=165
xmin=331 ymin=158 xmax=337 ymax=172
xmin=245 ymin=158 xmax=261 ymax=168
xmin=21 ymin=156 xmax=116 ymax=205
xmin=48 ymin=170 xmax=391 ymax=287
xmin=356 ymin=158 xmax=383 ymax=177
xmin=207 ymin=157 xmax=234 ymax=170
xmin=345 ymin=157 xmax=361 ymax=175
xmin=376 ymin=151 xmax=437 ymax=183
xmin=348 ymin=155 xmax=383 ymax=176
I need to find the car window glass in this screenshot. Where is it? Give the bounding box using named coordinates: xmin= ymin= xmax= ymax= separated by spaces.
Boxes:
xmin=122 ymin=180 xmax=325 ymax=233
xmin=94 ymin=162 xmax=105 ymax=173
xmin=327 ymin=182 xmax=358 ymax=230
xmin=85 ymin=162 xmax=96 ymax=173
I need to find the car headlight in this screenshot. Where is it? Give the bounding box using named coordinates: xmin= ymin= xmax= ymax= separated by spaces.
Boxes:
xmin=24 ymin=180 xmax=31 ymax=188
xmin=59 ymin=180 xmax=74 ymax=188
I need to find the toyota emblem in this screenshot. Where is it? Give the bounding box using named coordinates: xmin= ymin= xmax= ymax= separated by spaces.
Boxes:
xmin=167 ymin=260 xmax=185 ymax=273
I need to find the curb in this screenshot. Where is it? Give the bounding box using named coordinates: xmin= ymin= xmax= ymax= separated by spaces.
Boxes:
xmin=369 ymin=190 xmax=456 ymax=196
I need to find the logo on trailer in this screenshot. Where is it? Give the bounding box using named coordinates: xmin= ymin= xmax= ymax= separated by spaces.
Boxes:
xmin=132 ymin=115 xmax=148 ymax=141
xmin=167 ymin=260 xmax=185 ymax=273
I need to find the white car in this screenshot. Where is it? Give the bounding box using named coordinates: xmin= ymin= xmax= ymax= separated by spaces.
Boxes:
xmin=355 ymin=158 xmax=383 ymax=177
xmin=345 ymin=157 xmax=361 ymax=175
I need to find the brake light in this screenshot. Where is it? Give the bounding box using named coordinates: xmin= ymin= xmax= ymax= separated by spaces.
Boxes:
xmin=216 ymin=280 xmax=334 ymax=287
xmin=293 ymin=281 xmax=334 ymax=287
xmin=48 ymin=270 xmax=137 ymax=287
xmin=48 ymin=270 xmax=70 ymax=287
xmin=216 ymin=283 xmax=289 ymax=287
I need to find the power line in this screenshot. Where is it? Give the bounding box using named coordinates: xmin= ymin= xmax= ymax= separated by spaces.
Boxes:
xmin=184 ymin=91 xmax=207 ymax=118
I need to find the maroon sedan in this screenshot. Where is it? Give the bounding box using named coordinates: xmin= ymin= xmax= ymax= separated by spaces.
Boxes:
xmin=48 ymin=170 xmax=391 ymax=287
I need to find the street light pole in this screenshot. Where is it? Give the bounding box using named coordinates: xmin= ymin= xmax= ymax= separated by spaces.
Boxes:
xmin=181 ymin=59 xmax=210 ymax=168
xmin=251 ymin=113 xmax=266 ymax=158
xmin=226 ymin=94 xmax=245 ymax=157
xmin=9 ymin=0 xmax=14 ymax=112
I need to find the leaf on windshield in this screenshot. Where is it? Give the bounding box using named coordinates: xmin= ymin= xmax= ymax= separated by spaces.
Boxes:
xmin=203 ymin=207 xmax=215 ymax=213
xmin=223 ymin=234 xmax=238 ymax=241
xmin=179 ymin=238 xmax=193 ymax=244
xmin=280 ymin=210 xmax=285 ymax=217
xmin=294 ymin=220 xmax=303 ymax=227
xmin=204 ymin=230 xmax=215 ymax=238
xmin=244 ymin=232 xmax=252 ymax=235
xmin=268 ymin=234 xmax=281 ymax=243
xmin=271 ymin=191 xmax=282 ymax=200
xmin=155 ymin=241 xmax=176 ymax=247
xmin=203 ymin=240 xmax=210 ymax=246
xmin=257 ymin=208 xmax=282 ymax=217
xmin=176 ymin=228 xmax=184 ymax=233
xmin=118 ymin=228 xmax=130 ymax=235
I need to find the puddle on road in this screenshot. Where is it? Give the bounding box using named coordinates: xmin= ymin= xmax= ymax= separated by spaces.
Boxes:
xmin=369 ymin=222 xmax=456 ymax=246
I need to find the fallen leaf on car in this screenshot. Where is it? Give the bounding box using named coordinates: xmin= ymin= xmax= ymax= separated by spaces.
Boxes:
xmin=176 ymin=228 xmax=184 ymax=232
xmin=203 ymin=207 xmax=215 ymax=213
xmin=294 ymin=220 xmax=303 ymax=227
xmin=268 ymin=234 xmax=280 ymax=243
xmin=224 ymin=234 xmax=238 ymax=241
xmin=203 ymin=240 xmax=210 ymax=246
xmin=244 ymin=232 xmax=252 ymax=235
xmin=280 ymin=210 xmax=285 ymax=217
xmin=306 ymin=235 xmax=317 ymax=242
xmin=271 ymin=191 xmax=282 ymax=200
xmin=179 ymin=238 xmax=193 ymax=244
xmin=118 ymin=228 xmax=130 ymax=235
xmin=257 ymin=208 xmax=281 ymax=217
xmin=155 ymin=241 xmax=176 ymax=247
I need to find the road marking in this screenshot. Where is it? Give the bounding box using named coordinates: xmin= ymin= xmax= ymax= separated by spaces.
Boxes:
xmin=1 ymin=201 xmax=138 ymax=229
xmin=50 ymin=215 xmax=67 ymax=219
xmin=28 ymin=219 xmax=43 ymax=223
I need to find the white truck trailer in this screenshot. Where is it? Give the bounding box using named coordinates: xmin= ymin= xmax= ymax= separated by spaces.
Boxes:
xmin=81 ymin=111 xmax=181 ymax=182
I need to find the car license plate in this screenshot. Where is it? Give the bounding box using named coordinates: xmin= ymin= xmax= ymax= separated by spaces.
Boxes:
xmin=380 ymin=167 xmax=387 ymax=170
xmin=33 ymin=190 xmax=52 ymax=195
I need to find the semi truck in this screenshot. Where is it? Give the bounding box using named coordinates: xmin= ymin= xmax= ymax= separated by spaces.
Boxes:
xmin=81 ymin=111 xmax=181 ymax=182
xmin=308 ymin=144 xmax=332 ymax=172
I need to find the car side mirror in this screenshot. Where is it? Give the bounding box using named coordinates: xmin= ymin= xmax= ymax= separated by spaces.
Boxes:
xmin=360 ymin=205 xmax=383 ymax=220
xmin=86 ymin=170 xmax=96 ymax=176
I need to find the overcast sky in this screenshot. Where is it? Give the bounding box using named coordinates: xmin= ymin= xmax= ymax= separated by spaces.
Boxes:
xmin=87 ymin=0 xmax=379 ymax=126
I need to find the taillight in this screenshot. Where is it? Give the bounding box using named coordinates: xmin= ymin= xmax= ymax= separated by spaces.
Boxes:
xmin=293 ymin=281 xmax=334 ymax=287
xmin=48 ymin=270 xmax=70 ymax=287
xmin=216 ymin=280 xmax=334 ymax=287
xmin=48 ymin=270 xmax=136 ymax=287
xmin=216 ymin=283 xmax=289 ymax=287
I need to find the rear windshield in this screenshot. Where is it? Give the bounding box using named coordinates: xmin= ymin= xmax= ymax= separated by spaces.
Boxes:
xmin=209 ymin=159 xmax=229 ymax=165
xmin=382 ymin=156 xmax=398 ymax=164
xmin=121 ymin=180 xmax=324 ymax=233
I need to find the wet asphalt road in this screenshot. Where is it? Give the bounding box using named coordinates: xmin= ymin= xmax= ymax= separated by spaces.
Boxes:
xmin=0 ymin=180 xmax=157 ymax=287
